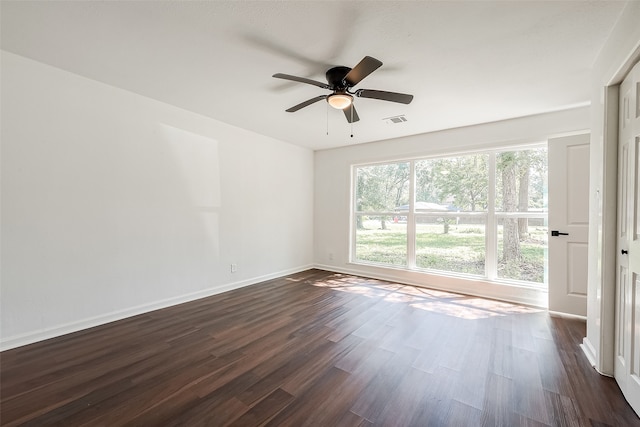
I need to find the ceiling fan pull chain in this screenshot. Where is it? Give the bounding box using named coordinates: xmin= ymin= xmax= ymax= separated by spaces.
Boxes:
xmin=350 ymin=106 xmax=354 ymax=138
xmin=326 ymin=102 xmax=329 ymax=136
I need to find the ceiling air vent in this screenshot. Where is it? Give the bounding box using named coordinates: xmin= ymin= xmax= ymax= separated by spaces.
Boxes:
xmin=383 ymin=115 xmax=407 ymax=124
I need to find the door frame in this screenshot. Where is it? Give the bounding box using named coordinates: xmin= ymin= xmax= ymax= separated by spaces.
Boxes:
xmin=587 ymin=46 xmax=640 ymax=376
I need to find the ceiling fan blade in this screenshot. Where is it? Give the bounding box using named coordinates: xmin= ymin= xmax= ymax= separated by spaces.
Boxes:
xmin=343 ymin=104 xmax=360 ymax=123
xmin=344 ymin=56 xmax=383 ymax=87
xmin=273 ymin=73 xmax=330 ymax=89
xmin=285 ymin=95 xmax=327 ymax=112
xmin=356 ymin=89 xmax=414 ymax=104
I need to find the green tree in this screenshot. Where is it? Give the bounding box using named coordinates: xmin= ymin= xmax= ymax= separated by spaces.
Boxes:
xmin=518 ymin=151 xmax=531 ymax=239
xmin=416 ymin=155 xmax=488 ymax=211
xmin=415 ymin=155 xmax=488 ymax=234
xmin=516 ymin=149 xmax=547 ymax=240
xmin=356 ymin=163 xmax=410 ymax=229
xmin=498 ymin=152 xmax=521 ymax=262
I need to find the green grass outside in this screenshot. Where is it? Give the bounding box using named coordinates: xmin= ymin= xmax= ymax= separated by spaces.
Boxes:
xmin=355 ymin=220 xmax=547 ymax=283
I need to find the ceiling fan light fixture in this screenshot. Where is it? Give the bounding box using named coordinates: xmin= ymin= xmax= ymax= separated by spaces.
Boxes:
xmin=327 ymin=93 xmax=353 ymax=110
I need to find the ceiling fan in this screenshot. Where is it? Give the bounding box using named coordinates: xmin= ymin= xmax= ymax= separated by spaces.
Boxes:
xmin=273 ymin=56 xmax=413 ymax=123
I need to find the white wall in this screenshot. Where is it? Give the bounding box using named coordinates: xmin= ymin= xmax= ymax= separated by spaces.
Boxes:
xmin=584 ymin=0 xmax=640 ymax=375
xmin=0 ymin=51 xmax=314 ymax=350
xmin=314 ymin=108 xmax=589 ymax=307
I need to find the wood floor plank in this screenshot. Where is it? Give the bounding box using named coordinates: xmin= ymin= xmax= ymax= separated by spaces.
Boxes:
xmin=374 ymin=366 xmax=434 ymax=426
xmin=227 ymin=388 xmax=293 ymax=426
xmin=263 ymin=366 xmax=352 ymax=426
xmin=73 ymin=355 xmax=237 ymax=426
xmin=406 ymin=366 xmax=460 ymax=426
xmin=490 ymin=325 xmax=514 ymax=379
xmin=1 ymin=269 xmax=638 ymax=426
xmin=236 ymin=335 xmax=334 ymax=406
xmin=348 ymin=347 xmax=418 ymax=423
xmin=480 ymin=372 xmax=519 ymax=426
xmin=278 ymin=334 xmax=362 ymax=397
xmin=454 ymin=334 xmax=492 ymax=410
xmin=511 ymin=347 xmax=550 ymax=425
xmin=443 ymin=399 xmax=483 ymax=427
xmin=332 ymin=410 xmax=374 ymax=427
xmin=535 ymin=338 xmax=575 ymax=397
xmin=543 ymin=390 xmax=583 ymax=427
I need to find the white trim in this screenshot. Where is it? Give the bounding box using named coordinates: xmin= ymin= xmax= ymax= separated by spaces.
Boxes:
xmin=407 ymin=161 xmax=417 ymax=269
xmin=548 ymin=310 xmax=587 ymax=321
xmin=414 ymin=212 xmax=488 ymax=218
xmin=0 ymin=264 xmax=314 ymax=352
xmin=581 ymin=338 xmax=613 ymax=377
xmin=495 ymin=212 xmax=548 ymax=219
xmin=600 ymin=85 xmax=621 ymax=376
xmin=487 ymin=154 xmax=498 ymax=280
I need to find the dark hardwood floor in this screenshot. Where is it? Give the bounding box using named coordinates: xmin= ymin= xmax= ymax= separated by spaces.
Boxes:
xmin=1 ymin=269 xmax=638 ymax=426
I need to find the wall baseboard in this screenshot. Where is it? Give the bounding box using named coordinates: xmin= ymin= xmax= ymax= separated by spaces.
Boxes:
xmin=580 ymin=337 xmax=613 ymax=377
xmin=548 ymin=310 xmax=587 ymax=321
xmin=0 ymin=264 xmax=314 ymax=352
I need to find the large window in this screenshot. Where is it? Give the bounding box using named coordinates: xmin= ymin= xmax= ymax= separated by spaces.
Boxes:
xmin=352 ymin=146 xmax=548 ymax=287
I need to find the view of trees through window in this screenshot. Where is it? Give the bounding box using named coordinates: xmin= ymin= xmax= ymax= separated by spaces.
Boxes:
xmin=353 ymin=147 xmax=548 ymax=286
xmin=355 ymin=162 xmax=410 ymax=266
xmin=413 ymin=154 xmax=488 ymax=275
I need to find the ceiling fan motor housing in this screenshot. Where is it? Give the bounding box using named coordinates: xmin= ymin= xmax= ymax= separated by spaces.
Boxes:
xmin=326 ymin=66 xmax=352 ymax=90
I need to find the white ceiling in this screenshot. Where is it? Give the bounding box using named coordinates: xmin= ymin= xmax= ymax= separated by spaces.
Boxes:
xmin=1 ymin=1 xmax=627 ymax=151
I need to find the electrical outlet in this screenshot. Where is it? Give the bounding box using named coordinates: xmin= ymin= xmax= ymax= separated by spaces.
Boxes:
xmin=328 ymin=252 xmax=334 ymax=261
xmin=231 ymin=263 xmax=237 ymax=273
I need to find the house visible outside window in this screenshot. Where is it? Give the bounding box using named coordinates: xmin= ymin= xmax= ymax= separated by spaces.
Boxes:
xmin=352 ymin=146 xmax=548 ymax=287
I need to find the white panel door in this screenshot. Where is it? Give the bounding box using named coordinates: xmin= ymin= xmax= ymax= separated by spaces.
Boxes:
xmin=548 ymin=134 xmax=590 ymax=316
xmin=615 ymin=60 xmax=640 ymax=416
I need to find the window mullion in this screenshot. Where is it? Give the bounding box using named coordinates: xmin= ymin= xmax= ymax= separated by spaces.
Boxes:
xmin=407 ymin=160 xmax=416 ymax=269
xmin=350 ymin=166 xmax=357 ymax=263
xmin=486 ymin=152 xmax=498 ymax=280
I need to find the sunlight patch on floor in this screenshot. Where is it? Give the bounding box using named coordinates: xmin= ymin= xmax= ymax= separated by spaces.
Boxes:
xmin=311 ymin=274 xmax=543 ymax=320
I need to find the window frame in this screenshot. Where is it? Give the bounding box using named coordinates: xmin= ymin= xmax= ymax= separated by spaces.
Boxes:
xmin=350 ymin=143 xmax=548 ymax=288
